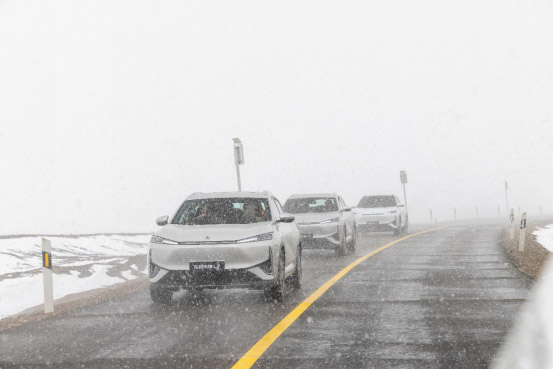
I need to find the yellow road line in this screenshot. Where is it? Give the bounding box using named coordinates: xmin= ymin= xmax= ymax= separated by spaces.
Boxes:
xmin=231 ymin=226 xmax=446 ymax=369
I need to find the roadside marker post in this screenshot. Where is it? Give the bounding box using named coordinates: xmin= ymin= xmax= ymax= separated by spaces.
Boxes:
xmin=42 ymin=238 xmax=54 ymax=313
xmin=400 ymin=170 xmax=408 ymax=213
xmin=453 ymin=208 xmax=457 ymax=221
xmin=429 ymin=208 xmax=433 ymax=224
xmin=509 ymin=209 xmax=515 ymax=240
xmin=518 ymin=212 xmax=527 ymax=252
xmin=232 ymin=138 xmax=244 ymax=191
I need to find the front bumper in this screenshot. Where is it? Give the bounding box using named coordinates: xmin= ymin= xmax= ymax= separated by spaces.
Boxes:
xmin=297 ymin=223 xmax=340 ymax=249
xmin=355 ymin=214 xmax=397 ymax=231
xmin=149 ymin=256 xmax=275 ymax=290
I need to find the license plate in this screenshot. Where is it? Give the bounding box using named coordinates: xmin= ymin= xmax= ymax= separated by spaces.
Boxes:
xmin=190 ymin=261 xmax=225 ymax=272
xmin=367 ymin=221 xmax=379 ymax=225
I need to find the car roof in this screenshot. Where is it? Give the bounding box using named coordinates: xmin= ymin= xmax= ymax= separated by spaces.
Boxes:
xmin=186 ymin=191 xmax=272 ymax=200
xmin=287 ymin=193 xmax=339 ymax=200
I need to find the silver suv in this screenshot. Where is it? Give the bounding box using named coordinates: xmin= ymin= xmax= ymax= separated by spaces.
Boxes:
xmin=148 ymin=191 xmax=301 ymax=303
xmin=354 ymin=195 xmax=408 ymax=235
xmin=283 ymin=193 xmax=356 ymax=255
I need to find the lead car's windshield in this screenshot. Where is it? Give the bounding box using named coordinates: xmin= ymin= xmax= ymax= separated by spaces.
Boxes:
xmin=171 ymin=198 xmax=271 ymax=225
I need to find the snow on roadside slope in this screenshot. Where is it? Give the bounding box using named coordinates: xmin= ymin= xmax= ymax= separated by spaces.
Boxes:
xmin=533 ymin=224 xmax=553 ymax=252
xmin=0 ymin=234 xmax=150 ymax=320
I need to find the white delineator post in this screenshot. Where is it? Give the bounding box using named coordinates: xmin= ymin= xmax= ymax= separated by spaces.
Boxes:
xmin=518 ymin=212 xmax=527 ymax=252
xmin=509 ymin=208 xmax=515 ymax=240
xmin=42 ymin=238 xmax=54 ymax=313
xmin=232 ymin=138 xmax=244 ymax=191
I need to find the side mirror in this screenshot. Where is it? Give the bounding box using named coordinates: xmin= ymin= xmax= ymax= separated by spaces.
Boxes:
xmin=278 ymin=213 xmax=295 ymax=223
xmin=156 ymin=215 xmax=169 ymax=226
xmin=342 ymin=207 xmax=352 ymax=212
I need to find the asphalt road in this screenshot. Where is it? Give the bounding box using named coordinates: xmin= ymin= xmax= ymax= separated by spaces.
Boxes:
xmin=0 ymin=222 xmax=532 ymax=369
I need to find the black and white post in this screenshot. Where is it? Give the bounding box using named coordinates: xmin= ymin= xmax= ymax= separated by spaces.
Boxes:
xmin=504 ymin=180 xmax=509 ymax=217
xmin=232 ymin=138 xmax=244 ymax=191
xmin=400 ymin=170 xmax=408 ymax=212
xmin=509 ymin=208 xmax=515 ymax=240
xmin=42 ymin=238 xmax=54 ymax=314
xmin=519 ymin=212 xmax=527 ymax=252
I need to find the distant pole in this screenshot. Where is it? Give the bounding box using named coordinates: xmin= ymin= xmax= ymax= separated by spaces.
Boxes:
xmin=232 ymin=138 xmax=244 ymax=191
xmin=42 ymin=238 xmax=54 ymax=314
xmin=400 ymin=171 xmax=408 ymax=212
xmin=504 ymin=180 xmax=509 ymax=217
xmin=429 ymin=208 xmax=433 ymax=223
xmin=453 ymin=208 xmax=457 ymax=221
xmin=519 ymin=212 xmax=527 ymax=251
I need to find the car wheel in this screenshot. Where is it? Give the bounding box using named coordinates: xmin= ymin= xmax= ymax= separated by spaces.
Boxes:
xmin=150 ymin=285 xmax=172 ymax=304
xmin=335 ymin=226 xmax=347 ymax=256
xmin=393 ymin=217 xmax=401 ymax=236
xmin=265 ymin=248 xmax=286 ymax=301
xmin=350 ymin=225 xmax=357 ymax=252
xmin=291 ymin=244 xmax=302 ymax=289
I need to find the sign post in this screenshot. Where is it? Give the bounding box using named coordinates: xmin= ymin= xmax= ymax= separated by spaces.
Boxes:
xmin=429 ymin=208 xmax=433 ymax=224
xmin=400 ymin=170 xmax=408 ymax=212
xmin=518 ymin=212 xmax=527 ymax=252
xmin=232 ymin=138 xmax=244 ymax=191
xmin=42 ymin=238 xmax=54 ymax=314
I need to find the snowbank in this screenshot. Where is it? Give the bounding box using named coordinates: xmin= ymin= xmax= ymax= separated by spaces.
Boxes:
xmin=533 ymin=224 xmax=553 ymax=252
xmin=0 ymin=234 xmax=149 ymax=320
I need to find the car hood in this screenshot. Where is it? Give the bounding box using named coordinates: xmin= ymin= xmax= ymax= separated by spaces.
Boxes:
xmin=354 ymin=207 xmax=395 ymax=215
xmin=293 ymin=212 xmax=340 ymax=224
xmin=155 ymin=222 xmax=274 ymax=243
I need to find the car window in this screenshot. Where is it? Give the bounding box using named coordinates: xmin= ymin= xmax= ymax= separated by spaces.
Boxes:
xmin=357 ymin=196 xmax=396 ymax=208
xmin=284 ymin=197 xmax=339 ymax=213
xmin=172 ymin=198 xmax=271 ymax=225
xmin=272 ymin=198 xmax=284 ymax=214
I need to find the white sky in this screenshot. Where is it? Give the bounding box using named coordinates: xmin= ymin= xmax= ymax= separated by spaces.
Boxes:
xmin=0 ymin=0 xmax=552 ymax=234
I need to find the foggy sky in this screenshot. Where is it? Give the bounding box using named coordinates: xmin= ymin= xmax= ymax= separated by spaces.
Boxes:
xmin=0 ymin=0 xmax=552 ymax=234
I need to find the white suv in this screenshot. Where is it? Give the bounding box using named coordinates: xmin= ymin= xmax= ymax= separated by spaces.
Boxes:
xmin=148 ymin=191 xmax=301 ymax=303
xmin=354 ymin=195 xmax=408 ymax=235
xmin=283 ymin=193 xmax=356 ymax=255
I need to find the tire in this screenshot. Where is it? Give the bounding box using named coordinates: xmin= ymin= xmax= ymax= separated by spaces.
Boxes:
xmin=393 ymin=217 xmax=401 ymax=236
xmin=335 ymin=226 xmax=347 ymax=256
xmin=265 ymin=248 xmax=286 ymax=301
xmin=150 ymin=285 xmax=173 ymax=304
xmin=349 ymin=225 xmax=357 ymax=252
xmin=291 ymin=245 xmax=302 ymax=290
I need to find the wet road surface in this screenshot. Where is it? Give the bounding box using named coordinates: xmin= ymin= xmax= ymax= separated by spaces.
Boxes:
xmin=0 ymin=222 xmax=531 ymax=368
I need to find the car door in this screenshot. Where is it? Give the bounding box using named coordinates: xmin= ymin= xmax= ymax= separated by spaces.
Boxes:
xmin=338 ymin=196 xmax=354 ymax=242
xmin=394 ymin=196 xmax=405 ymax=226
xmin=271 ymin=197 xmax=298 ymax=269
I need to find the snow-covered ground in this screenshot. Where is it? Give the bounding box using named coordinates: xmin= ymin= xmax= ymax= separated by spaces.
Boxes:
xmin=0 ymin=234 xmax=150 ymax=320
xmin=533 ymin=224 xmax=553 ymax=252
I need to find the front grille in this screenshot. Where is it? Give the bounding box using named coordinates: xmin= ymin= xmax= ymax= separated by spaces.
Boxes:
xmin=159 ymin=269 xmax=262 ymax=287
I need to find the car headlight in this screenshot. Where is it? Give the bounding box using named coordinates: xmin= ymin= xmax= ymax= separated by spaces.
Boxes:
xmin=320 ymin=217 xmax=340 ymax=224
xmin=151 ymin=235 xmax=178 ymax=245
xmin=236 ymin=232 xmax=273 ymax=244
